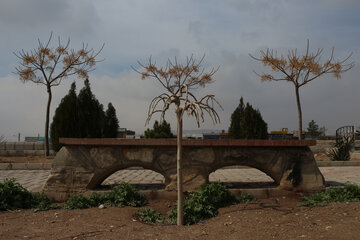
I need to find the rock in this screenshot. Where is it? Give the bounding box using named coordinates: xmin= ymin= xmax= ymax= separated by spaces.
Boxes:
xmin=224 ymin=221 xmax=233 ymax=226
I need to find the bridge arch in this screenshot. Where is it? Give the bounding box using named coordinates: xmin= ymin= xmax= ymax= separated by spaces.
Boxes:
xmin=209 ymin=165 xmax=277 ymax=189
xmin=99 ymin=167 xmax=166 ymax=189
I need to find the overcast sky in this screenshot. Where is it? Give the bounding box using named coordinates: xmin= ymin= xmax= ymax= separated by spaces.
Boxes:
xmin=0 ymin=0 xmax=359 ymax=141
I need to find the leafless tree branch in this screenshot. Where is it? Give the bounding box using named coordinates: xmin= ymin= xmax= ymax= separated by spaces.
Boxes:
xmin=251 ymin=40 xmax=353 ymax=139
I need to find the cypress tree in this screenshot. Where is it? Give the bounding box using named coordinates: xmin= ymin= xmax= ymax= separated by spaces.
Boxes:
xmin=229 ymin=97 xmax=268 ymax=139
xmin=145 ymin=120 xmax=174 ymax=138
xmin=51 ymin=79 xmax=121 ymax=151
xmin=104 ymin=102 xmax=120 ymax=138
xmin=50 ymin=82 xmax=79 ymax=151
xmin=228 ymin=98 xmax=244 ymax=139
xmin=77 ymin=79 xmax=105 ymax=138
xmin=307 ymin=120 xmax=320 ymax=139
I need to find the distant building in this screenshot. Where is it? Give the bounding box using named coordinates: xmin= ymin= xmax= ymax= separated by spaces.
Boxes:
xmin=117 ymin=128 xmax=136 ymax=139
xmin=202 ymin=130 xmax=229 ymax=140
xmin=269 ymin=128 xmax=294 ymax=140
xmin=292 ymin=130 xmax=306 ymax=140
xmin=183 ymin=134 xmax=203 ymax=139
xmin=25 ymin=136 xmax=45 ymax=142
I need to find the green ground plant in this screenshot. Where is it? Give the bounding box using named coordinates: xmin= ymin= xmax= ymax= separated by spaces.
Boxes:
xmin=64 ymin=182 xmax=147 ymax=209
xmin=64 ymin=194 xmax=97 ymax=209
xmin=135 ymin=208 xmax=164 ymax=224
xmin=298 ymin=183 xmax=360 ymax=207
xmin=237 ymin=192 xmax=256 ymax=202
xmin=168 ymin=183 xmax=254 ymax=225
xmin=103 ymin=183 xmax=147 ymax=207
xmin=0 ymin=179 xmax=51 ymax=211
xmin=328 ymin=136 xmax=353 ymax=161
xmin=1 ymin=179 xmax=147 ymax=212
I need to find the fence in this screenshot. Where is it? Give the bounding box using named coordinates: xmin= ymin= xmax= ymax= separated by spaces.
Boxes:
xmin=0 ymin=142 xmax=54 ymax=156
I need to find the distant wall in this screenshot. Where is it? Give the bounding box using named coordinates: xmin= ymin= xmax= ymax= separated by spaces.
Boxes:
xmin=0 ymin=142 xmax=55 ymax=156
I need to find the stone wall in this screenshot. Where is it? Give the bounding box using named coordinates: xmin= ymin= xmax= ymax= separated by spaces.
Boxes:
xmin=0 ymin=142 xmax=54 ymax=156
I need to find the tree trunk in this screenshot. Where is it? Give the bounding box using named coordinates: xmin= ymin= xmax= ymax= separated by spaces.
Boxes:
xmin=45 ymin=85 xmax=52 ymax=156
xmin=295 ymin=86 xmax=303 ymax=140
xmin=176 ymin=110 xmax=184 ymax=226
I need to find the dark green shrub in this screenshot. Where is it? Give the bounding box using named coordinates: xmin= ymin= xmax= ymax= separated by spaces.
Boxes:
xmin=64 ymin=183 xmax=147 ymax=210
xmin=168 ymin=192 xmax=218 ymax=225
xmin=135 ymin=208 xmax=164 ymax=224
xmin=50 ymin=82 xmax=79 ymax=152
xmin=298 ymin=183 xmax=360 ymax=207
xmin=168 ymin=183 xmax=252 ymax=225
xmin=0 ymin=178 xmax=33 ymax=210
xmin=327 ymin=183 xmax=360 ymax=202
xmin=103 ymin=182 xmax=147 ymax=207
xmin=229 ymin=97 xmax=268 ymax=139
xmin=104 ymin=103 xmax=120 ymax=138
xmin=328 ymin=136 xmax=353 ymax=161
xmin=64 ymin=192 xmax=107 ymax=209
xmin=237 ymin=192 xmax=255 ymax=203
xmin=144 ymin=120 xmax=174 ymax=139
xmin=0 ymin=179 xmax=50 ymax=211
xmin=64 ymin=194 xmax=96 ymax=209
xmin=197 ymin=183 xmax=239 ymax=208
xmin=297 ymin=192 xmax=331 ymax=207
xmin=31 ymin=192 xmax=56 ymax=212
xmin=51 ymin=80 xmax=120 ymax=152
xmin=89 ymin=192 xmax=106 ymax=206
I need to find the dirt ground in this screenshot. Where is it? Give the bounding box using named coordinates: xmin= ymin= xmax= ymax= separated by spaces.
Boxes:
xmin=1 ymin=156 xmax=359 ymax=239
xmin=1 ymin=197 xmax=360 ymax=240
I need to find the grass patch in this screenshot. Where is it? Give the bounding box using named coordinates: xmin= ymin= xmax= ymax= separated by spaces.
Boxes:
xmin=0 ymin=178 xmax=51 ymax=211
xmin=135 ymin=208 xmax=164 ymax=225
xmin=1 ymin=179 xmax=147 ymax=212
xmin=64 ymin=182 xmax=147 ymax=209
xmin=298 ymin=182 xmax=360 ymax=207
xmin=64 ymin=194 xmax=97 ymax=210
xmin=103 ymin=183 xmax=147 ymax=207
xmin=168 ymin=183 xmax=254 ymax=225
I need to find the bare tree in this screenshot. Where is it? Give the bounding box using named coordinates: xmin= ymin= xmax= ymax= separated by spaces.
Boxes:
xmin=250 ymin=40 xmax=353 ymax=139
xmin=14 ymin=33 xmax=103 ymax=156
xmin=134 ymin=55 xmax=222 ymax=225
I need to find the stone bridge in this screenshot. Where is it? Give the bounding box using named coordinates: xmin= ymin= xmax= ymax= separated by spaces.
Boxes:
xmin=43 ymin=138 xmax=325 ymax=201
